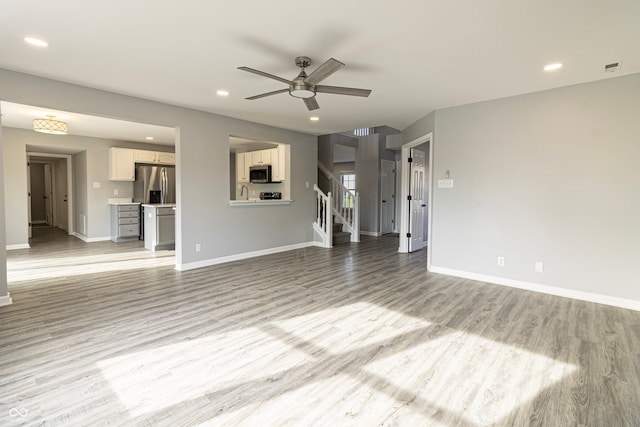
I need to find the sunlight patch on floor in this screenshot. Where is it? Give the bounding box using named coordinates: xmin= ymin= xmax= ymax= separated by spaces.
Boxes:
xmin=362 ymin=332 xmax=578 ymax=425
xmin=7 ymin=250 xmax=175 ymax=282
xmin=271 ymin=301 xmax=433 ymax=350
xmin=96 ymin=301 xmax=576 ymax=424
xmin=96 ymin=326 xmax=313 ymax=417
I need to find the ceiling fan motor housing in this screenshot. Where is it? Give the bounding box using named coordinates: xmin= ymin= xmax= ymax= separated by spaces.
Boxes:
xmin=290 ymin=57 xmax=316 ymax=98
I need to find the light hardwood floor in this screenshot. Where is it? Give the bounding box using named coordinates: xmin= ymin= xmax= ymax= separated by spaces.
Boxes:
xmin=1 ymin=227 xmax=639 ymax=426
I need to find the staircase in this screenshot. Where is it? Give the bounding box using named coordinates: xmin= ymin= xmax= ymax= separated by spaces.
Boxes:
xmin=332 ymin=218 xmax=351 ymax=245
xmin=313 ymin=162 xmax=360 ymax=248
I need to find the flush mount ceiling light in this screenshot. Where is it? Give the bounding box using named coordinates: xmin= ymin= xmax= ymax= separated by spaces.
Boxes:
xmin=33 ymin=115 xmax=68 ymax=135
xmin=309 ymin=116 xmax=320 ymax=121
xmin=544 ymin=63 xmax=563 ymax=71
xmin=216 ymin=90 xmax=229 ymax=96
xmin=24 ymin=37 xmax=48 ymax=47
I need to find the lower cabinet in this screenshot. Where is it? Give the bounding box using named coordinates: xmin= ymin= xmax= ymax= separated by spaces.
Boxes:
xmin=110 ymin=203 xmax=141 ymax=242
xmin=143 ymin=205 xmax=176 ymax=251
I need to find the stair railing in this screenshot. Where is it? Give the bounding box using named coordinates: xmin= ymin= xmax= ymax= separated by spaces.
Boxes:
xmin=312 ymin=184 xmax=333 ymax=248
xmin=318 ymin=161 xmax=360 ymax=242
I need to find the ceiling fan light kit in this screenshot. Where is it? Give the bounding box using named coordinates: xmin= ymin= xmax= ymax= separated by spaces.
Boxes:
xmin=239 ymin=56 xmax=371 ymax=111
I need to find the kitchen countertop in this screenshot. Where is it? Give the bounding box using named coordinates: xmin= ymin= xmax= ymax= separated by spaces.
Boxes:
xmin=108 ymin=198 xmax=140 ymax=205
xmin=142 ymin=203 xmax=177 ymax=208
xmin=229 ymin=199 xmax=293 ymax=206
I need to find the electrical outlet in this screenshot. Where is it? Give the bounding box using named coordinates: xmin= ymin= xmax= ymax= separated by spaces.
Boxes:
xmin=93 ymin=182 xmax=101 ymax=189
xmin=113 ymin=189 xmax=119 ymax=196
xmin=535 ymin=261 xmax=544 ymax=273
xmin=195 ymin=243 xmax=201 ymax=252
xmin=497 ymin=256 xmax=505 ymax=267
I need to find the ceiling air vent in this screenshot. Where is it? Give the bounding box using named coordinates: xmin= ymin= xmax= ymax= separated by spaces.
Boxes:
xmin=604 ymin=61 xmax=622 ymax=73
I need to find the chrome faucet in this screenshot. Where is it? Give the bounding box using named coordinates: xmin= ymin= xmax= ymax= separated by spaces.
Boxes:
xmin=240 ymin=185 xmax=248 ymax=200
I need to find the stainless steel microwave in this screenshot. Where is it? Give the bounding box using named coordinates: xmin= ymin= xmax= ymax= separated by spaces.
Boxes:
xmin=249 ymin=165 xmax=272 ymax=183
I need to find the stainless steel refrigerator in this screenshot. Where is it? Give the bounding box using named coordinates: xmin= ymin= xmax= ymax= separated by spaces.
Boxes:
xmin=133 ymin=165 xmax=176 ymax=240
xmin=133 ymin=165 xmax=176 ymax=204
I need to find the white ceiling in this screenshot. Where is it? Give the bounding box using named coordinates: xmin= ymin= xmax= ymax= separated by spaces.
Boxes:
xmin=0 ymin=0 xmax=638 ymax=137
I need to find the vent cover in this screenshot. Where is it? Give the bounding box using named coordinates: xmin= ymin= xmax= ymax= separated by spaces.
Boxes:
xmin=604 ymin=61 xmax=622 ymax=73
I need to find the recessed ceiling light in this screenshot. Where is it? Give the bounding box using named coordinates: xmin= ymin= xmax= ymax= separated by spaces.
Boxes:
xmin=25 ymin=37 xmax=48 ymax=47
xmin=544 ymin=63 xmax=563 ymax=71
xmin=217 ymin=90 xmax=229 ymax=96
xmin=310 ymin=117 xmax=319 ymax=121
xmin=145 ymin=136 xmax=154 ymax=141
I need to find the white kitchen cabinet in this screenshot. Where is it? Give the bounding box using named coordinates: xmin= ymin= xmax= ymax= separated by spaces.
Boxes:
xmin=236 ymin=152 xmax=250 ymax=183
xmin=109 ymin=148 xmax=135 ymax=181
xmin=156 ymin=152 xmax=176 ymax=165
xmin=271 ymin=145 xmax=286 ymax=182
xmin=250 ymin=149 xmax=271 ymax=166
xmin=134 ymin=149 xmax=175 ymax=165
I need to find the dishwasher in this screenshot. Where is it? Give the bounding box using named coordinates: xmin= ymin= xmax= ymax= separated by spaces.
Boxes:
xmin=144 ymin=205 xmax=175 ymax=251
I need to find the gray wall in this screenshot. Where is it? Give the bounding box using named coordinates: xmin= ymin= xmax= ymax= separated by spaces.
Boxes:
xmin=356 ymin=134 xmax=380 ymax=233
xmin=73 ymin=151 xmax=88 ymax=236
xmin=0 ymin=115 xmax=8 ymax=299
xmin=406 ymin=73 xmax=640 ymax=302
xmin=403 ymin=111 xmax=435 ymax=144
xmin=3 ymin=127 xmax=172 ymax=243
xmin=29 ymin=163 xmax=46 ymax=222
xmin=0 ymin=68 xmax=317 ymax=271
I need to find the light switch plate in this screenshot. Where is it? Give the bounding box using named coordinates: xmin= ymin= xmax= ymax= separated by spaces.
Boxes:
xmin=93 ymin=182 xmax=101 ymax=189
xmin=437 ymin=179 xmax=454 ymax=189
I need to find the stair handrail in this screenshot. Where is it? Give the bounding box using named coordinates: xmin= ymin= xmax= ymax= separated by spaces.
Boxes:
xmin=312 ymin=184 xmax=333 ymax=248
xmin=317 ymin=161 xmax=360 ymax=242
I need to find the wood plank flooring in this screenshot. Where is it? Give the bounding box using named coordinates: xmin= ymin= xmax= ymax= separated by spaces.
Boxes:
xmin=1 ymin=227 xmax=639 ymax=426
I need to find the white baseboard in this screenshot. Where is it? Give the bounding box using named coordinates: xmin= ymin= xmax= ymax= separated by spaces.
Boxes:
xmin=6 ymin=244 xmax=30 ymax=250
xmin=360 ymin=231 xmax=382 ymax=237
xmin=430 ymin=266 xmax=640 ymax=312
xmin=177 ymin=241 xmax=319 ymax=271
xmin=0 ymin=293 xmax=13 ymax=307
xmin=72 ymin=233 xmax=111 ymax=243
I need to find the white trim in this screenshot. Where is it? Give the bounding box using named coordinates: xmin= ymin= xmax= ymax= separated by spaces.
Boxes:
xmin=72 ymin=233 xmax=111 ymax=243
xmin=430 ymin=266 xmax=640 ymax=312
xmin=27 ymin=152 xmax=74 ymax=236
xmin=177 ymin=241 xmax=319 ymax=271
xmin=0 ymin=294 xmax=13 ymax=307
xmin=360 ymin=230 xmax=382 ymax=237
xmin=6 ymin=244 xmax=30 ymax=250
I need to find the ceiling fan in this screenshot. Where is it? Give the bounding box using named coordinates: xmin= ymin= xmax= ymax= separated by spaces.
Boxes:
xmin=238 ymin=56 xmax=372 ymax=111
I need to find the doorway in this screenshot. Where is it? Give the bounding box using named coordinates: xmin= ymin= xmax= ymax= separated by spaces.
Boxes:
xmin=398 ymin=133 xmax=433 ymax=265
xmin=27 ymin=152 xmax=73 ymax=239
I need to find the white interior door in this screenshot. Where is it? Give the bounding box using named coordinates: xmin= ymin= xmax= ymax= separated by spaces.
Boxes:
xmin=381 ymin=159 xmax=395 ymax=234
xmin=27 ymin=161 xmax=32 ymax=238
xmin=409 ymin=149 xmax=426 ymax=252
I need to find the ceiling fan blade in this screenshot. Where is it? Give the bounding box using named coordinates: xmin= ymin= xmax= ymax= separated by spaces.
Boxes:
xmin=246 ymin=88 xmax=289 ymax=100
xmin=238 ymin=66 xmax=293 ymax=85
xmin=315 ymin=85 xmax=372 ymax=97
xmin=304 ymin=58 xmax=345 ymax=85
xmin=304 ymin=97 xmax=319 ymax=111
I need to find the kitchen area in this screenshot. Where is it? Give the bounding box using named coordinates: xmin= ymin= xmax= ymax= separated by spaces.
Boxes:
xmin=229 ymin=136 xmax=292 ymax=206
xmin=109 ymin=147 xmax=176 ymax=251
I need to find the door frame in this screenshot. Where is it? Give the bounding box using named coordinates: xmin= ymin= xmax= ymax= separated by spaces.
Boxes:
xmin=398 ymin=132 xmax=433 ymax=268
xmin=27 ymin=152 xmax=74 ymax=236
xmin=379 ymin=159 xmax=396 ymax=235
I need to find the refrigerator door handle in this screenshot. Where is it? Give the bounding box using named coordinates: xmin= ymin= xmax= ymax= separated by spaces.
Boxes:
xmin=161 ymin=168 xmax=167 ymax=204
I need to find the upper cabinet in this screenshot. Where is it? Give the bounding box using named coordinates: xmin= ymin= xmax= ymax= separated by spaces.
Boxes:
xmin=109 ymin=148 xmax=176 ymax=181
xmin=134 ymin=150 xmax=175 ymax=165
xmin=109 ymin=148 xmax=135 ymax=181
xmin=271 ymin=145 xmax=286 ymax=182
xmin=236 ymin=152 xmax=250 ymax=183
xmin=250 ymin=150 xmax=271 ymax=166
